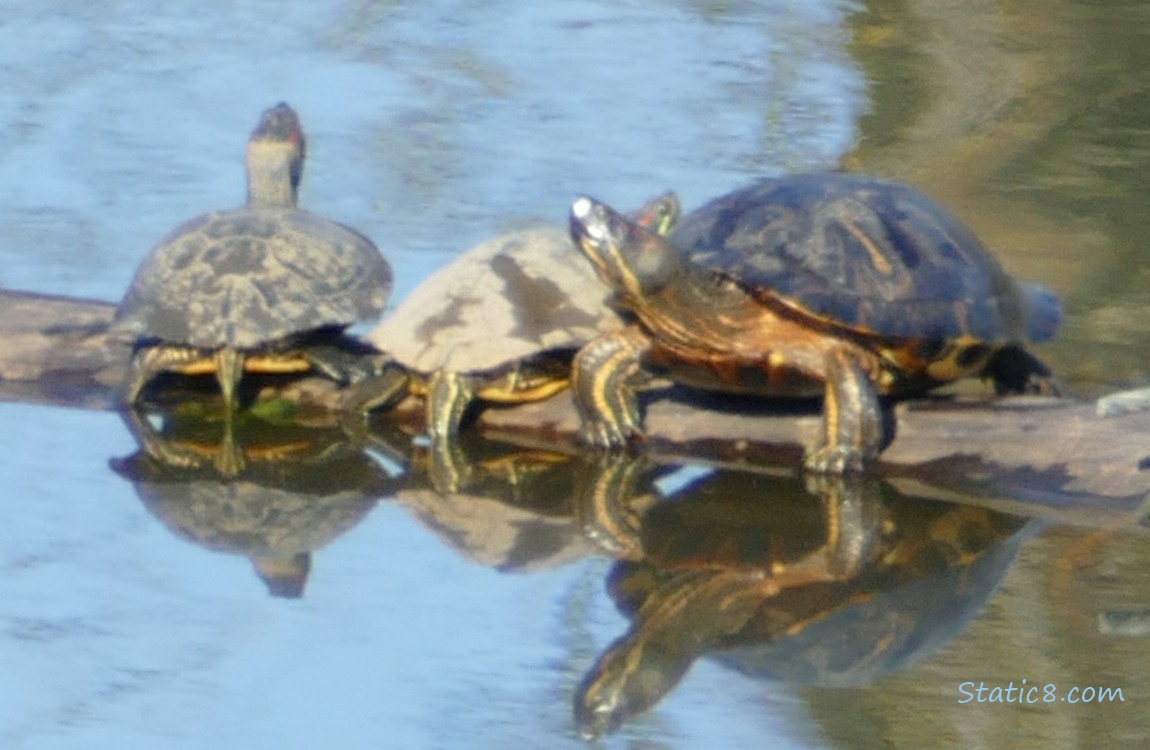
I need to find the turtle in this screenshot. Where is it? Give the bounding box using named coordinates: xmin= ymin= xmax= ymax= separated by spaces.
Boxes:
xmin=394 ymin=437 xmax=601 ymax=573
xmin=111 ymin=102 xmax=392 ymax=411
xmin=356 ymin=192 xmax=680 ymax=445
xmin=567 ymin=172 xmax=1062 ymax=472
xmin=110 ymin=409 xmax=393 ymax=598
xmin=573 ymin=468 xmax=1035 ymax=737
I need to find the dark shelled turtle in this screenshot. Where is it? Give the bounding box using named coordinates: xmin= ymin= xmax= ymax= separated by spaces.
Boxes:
xmin=568 ymin=173 xmax=1061 ymax=472
xmin=111 ymin=102 xmax=391 ymax=410
xmin=357 ymin=192 xmax=679 ymax=444
xmin=574 ymin=471 xmax=1034 ymax=737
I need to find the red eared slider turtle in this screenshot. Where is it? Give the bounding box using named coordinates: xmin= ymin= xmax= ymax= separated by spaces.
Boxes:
xmin=395 ymin=438 xmax=600 ymax=572
xmin=574 ymin=470 xmax=1033 ymax=736
xmin=359 ymin=192 xmax=679 ymax=443
xmin=568 ymin=173 xmax=1061 ymax=472
xmin=112 ymin=102 xmax=391 ymax=410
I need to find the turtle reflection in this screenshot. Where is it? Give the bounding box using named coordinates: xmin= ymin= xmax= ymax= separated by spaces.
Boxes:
xmin=391 ymin=433 xmax=602 ymax=573
xmin=387 ymin=433 xmax=707 ymax=573
xmin=574 ymin=463 xmax=1035 ymax=737
xmin=110 ymin=408 xmax=396 ymax=597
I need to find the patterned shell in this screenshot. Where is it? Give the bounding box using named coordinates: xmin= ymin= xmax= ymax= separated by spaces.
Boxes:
xmin=367 ymin=226 xmax=624 ymax=373
xmin=669 ymin=173 xmax=1061 ymax=345
xmin=113 ymin=207 xmax=391 ymax=349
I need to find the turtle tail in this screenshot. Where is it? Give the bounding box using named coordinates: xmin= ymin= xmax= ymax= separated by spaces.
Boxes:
xmin=1018 ymin=280 xmax=1062 ymax=343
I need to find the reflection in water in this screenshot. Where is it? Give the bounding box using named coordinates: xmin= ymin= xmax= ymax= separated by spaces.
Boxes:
xmin=849 ymin=0 xmax=1150 ymax=389
xmin=74 ymin=383 xmax=1147 ymax=744
xmin=110 ymin=409 xmax=395 ymax=597
xmin=5 ymin=0 xmax=1150 ymax=746
xmin=572 ymin=462 xmax=1034 ymax=737
xmin=391 ymin=434 xmax=598 ymax=572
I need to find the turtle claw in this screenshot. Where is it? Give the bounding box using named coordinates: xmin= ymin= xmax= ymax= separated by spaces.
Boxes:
xmin=804 ymin=442 xmax=869 ymax=474
xmin=579 ymin=397 xmax=645 ymax=449
xmin=579 ymin=418 xmax=641 ymax=450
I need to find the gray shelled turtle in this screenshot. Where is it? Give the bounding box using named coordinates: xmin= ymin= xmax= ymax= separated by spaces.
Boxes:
xmin=357 ymin=192 xmax=679 ymax=443
xmin=112 ymin=102 xmax=391 ymax=410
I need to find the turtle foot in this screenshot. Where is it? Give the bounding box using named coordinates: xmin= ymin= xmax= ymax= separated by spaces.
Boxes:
xmin=579 ymin=417 xmax=643 ymax=450
xmin=804 ymin=442 xmax=870 ymax=474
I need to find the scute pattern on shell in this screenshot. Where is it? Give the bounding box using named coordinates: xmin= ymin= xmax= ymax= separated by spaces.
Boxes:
xmin=369 ymin=226 xmax=624 ymax=373
xmin=669 ymin=173 xmax=1028 ymax=344
xmin=134 ymin=477 xmax=379 ymax=556
xmin=114 ymin=208 xmax=390 ymax=349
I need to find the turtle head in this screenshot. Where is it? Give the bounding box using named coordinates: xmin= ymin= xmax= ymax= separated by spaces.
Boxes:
xmin=252 ymin=552 xmax=311 ymax=599
xmin=570 ymin=196 xmax=688 ymax=301
xmin=246 ymin=102 xmax=307 ymax=209
xmin=574 ymin=629 xmax=693 ymax=739
xmin=627 ymin=191 xmax=682 ymax=236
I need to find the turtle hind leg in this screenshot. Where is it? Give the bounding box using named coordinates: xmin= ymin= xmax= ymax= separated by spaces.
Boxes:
xmin=123 ymin=347 xmax=161 ymax=405
xmin=805 ymin=346 xmax=886 ymax=474
xmin=302 ymin=338 xmax=386 ymax=385
xmin=982 ymin=345 xmax=1059 ymax=396
xmin=426 ymin=370 xmax=479 ymax=446
xmin=214 ymin=348 xmax=245 ymax=412
xmin=422 ymin=371 xmax=482 ymax=493
xmin=122 ymin=344 xmax=208 ymax=406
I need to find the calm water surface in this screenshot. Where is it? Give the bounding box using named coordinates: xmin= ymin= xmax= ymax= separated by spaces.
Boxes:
xmin=2 ymin=1 xmax=1150 ymax=748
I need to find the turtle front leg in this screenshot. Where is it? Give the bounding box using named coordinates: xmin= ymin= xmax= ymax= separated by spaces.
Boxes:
xmin=339 ymin=355 xmax=412 ymax=415
xmin=574 ymin=451 xmax=657 ymax=559
xmin=805 ymin=346 xmax=884 ymax=473
xmin=573 ymin=326 xmax=651 ymax=448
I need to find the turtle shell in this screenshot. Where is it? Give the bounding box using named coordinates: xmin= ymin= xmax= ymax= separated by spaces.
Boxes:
xmin=669 ymin=172 xmax=1060 ymax=346
xmin=113 ymin=207 xmax=391 ymax=350
xmin=367 ymin=226 xmax=624 ymax=374
xmin=110 ymin=414 xmax=391 ymax=596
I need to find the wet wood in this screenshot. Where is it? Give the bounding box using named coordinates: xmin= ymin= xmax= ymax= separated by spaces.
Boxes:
xmin=479 ymin=390 xmax=1150 ymax=528
xmin=4 ymin=289 xmax=1149 ymax=525
xmin=0 ymin=289 xmax=129 ymax=409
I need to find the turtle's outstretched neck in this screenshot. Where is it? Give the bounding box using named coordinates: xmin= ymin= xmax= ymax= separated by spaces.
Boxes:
xmin=245 ymin=102 xmax=305 ymax=209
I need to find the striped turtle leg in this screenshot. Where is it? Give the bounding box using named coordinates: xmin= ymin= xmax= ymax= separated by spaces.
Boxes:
xmin=213 ymin=348 xmax=245 ymax=412
xmin=572 ymin=326 xmax=651 ymax=449
xmin=426 ymin=369 xmax=479 ymax=445
xmin=424 ymin=370 xmax=482 ymax=494
xmin=303 ymin=339 xmax=385 ymax=385
xmin=805 ymin=346 xmax=884 ymax=473
xmin=123 ymin=347 xmax=161 ymax=405
xmin=122 ymin=344 xmax=207 ymax=405
xmin=574 ymin=451 xmax=656 ymax=559
xmin=340 ymin=355 xmax=412 ymax=415
xmin=803 ymin=473 xmax=884 ymax=576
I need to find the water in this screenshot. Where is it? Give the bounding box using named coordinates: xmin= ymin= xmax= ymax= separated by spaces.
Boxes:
xmin=3 ymin=1 xmax=1150 ymax=748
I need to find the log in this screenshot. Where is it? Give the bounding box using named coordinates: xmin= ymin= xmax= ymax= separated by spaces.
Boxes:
xmin=480 ymin=391 xmax=1150 ymax=528
xmin=0 ymin=289 xmax=128 ymax=409
xmin=3 ymin=288 xmax=1149 ymax=526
